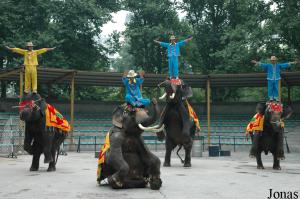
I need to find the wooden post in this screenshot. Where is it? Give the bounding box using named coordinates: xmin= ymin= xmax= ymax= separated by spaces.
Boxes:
xmin=278 ymin=79 xmax=281 ymax=101
xmin=19 ymin=70 xmax=23 ymax=100
xmin=70 ymin=73 xmax=75 ymax=132
xmin=19 ymin=70 xmax=24 ymax=147
xmin=287 ymin=86 xmax=291 ymax=104
xmin=70 ymin=73 xmax=75 ymax=149
xmin=207 ymin=78 xmax=211 ymax=147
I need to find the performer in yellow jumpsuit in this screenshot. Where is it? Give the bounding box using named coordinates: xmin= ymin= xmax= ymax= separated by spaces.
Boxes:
xmin=6 ymin=42 xmax=55 ymax=93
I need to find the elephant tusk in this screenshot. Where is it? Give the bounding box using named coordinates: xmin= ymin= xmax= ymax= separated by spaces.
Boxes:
xmin=138 ymin=124 xmax=164 ymax=131
xmin=12 ymin=106 xmax=23 ymax=109
xmin=138 ymin=123 xmax=149 ymax=130
xmin=170 ymin=92 xmax=175 ymax=99
xmin=146 ymin=124 xmax=165 ymax=133
xmin=159 ymin=93 xmax=167 ymax=100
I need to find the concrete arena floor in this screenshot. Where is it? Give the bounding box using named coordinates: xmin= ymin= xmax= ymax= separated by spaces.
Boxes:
xmin=0 ymin=152 xmax=300 ymax=199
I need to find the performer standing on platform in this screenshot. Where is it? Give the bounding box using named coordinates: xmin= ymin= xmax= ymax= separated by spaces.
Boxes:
xmin=251 ymin=56 xmax=298 ymax=101
xmin=6 ymin=42 xmax=55 ymax=94
xmin=122 ymin=70 xmax=150 ymax=108
xmin=154 ymin=35 xmax=193 ymax=79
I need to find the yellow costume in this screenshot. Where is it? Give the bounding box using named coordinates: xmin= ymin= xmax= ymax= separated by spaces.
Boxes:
xmin=11 ymin=48 xmax=48 ymax=93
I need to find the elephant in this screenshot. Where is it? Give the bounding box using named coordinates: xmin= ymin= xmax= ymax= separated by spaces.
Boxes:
xmin=251 ymin=101 xmax=292 ymax=170
xmin=158 ymin=79 xmax=197 ymax=167
xmin=97 ymin=98 xmax=164 ymax=189
xmin=19 ymin=93 xmax=67 ymax=171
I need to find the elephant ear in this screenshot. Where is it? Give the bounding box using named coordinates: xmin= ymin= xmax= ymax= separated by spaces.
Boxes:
xmin=181 ymin=84 xmax=193 ymax=98
xmin=112 ymin=106 xmax=124 ymax=128
xmin=282 ymin=105 xmax=293 ymax=120
xmin=39 ymin=99 xmax=47 ymax=117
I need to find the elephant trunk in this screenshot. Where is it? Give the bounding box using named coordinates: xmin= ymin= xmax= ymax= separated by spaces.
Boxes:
xmin=140 ymin=100 xmax=159 ymax=127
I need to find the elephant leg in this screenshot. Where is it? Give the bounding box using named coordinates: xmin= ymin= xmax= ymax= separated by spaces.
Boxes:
xmin=43 ymin=129 xmax=55 ymax=163
xmin=23 ymin=128 xmax=33 ymax=155
xmin=47 ymin=132 xmax=66 ymax=172
xmin=249 ymin=132 xmax=260 ymax=158
xmin=30 ymin=142 xmax=43 ymax=171
xmin=256 ymin=152 xmax=264 ymax=169
xmin=139 ymin=145 xmax=162 ymax=190
xmin=183 ymin=138 xmax=193 ymax=167
xmin=122 ymin=179 xmax=148 ymax=189
xmin=47 ymin=147 xmax=57 ymax=172
xmin=164 ymin=138 xmax=175 ymax=167
xmin=273 ymin=153 xmax=281 ymax=170
xmin=106 ymin=130 xmax=129 ymax=189
xmin=276 ymin=130 xmax=285 ymax=160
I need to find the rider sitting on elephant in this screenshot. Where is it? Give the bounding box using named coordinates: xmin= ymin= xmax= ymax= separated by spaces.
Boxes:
xmin=122 ymin=70 xmax=150 ymax=108
xmin=246 ymin=103 xmax=265 ymax=157
xmin=246 ymin=101 xmax=284 ymax=158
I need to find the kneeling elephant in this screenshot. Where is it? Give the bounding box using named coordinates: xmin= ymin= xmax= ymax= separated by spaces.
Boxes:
xmin=97 ymin=99 xmax=164 ymax=189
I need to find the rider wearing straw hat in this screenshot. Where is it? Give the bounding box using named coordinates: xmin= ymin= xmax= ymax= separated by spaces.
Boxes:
xmin=154 ymin=35 xmax=193 ymax=79
xmin=6 ymin=42 xmax=55 ymax=94
xmin=122 ymin=70 xmax=150 ymax=107
xmin=251 ymin=56 xmax=298 ymax=101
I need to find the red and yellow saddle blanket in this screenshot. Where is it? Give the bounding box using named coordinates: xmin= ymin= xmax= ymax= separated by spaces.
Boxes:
xmin=46 ymin=104 xmax=70 ymax=132
xmin=246 ymin=113 xmax=264 ymax=135
xmin=97 ymin=132 xmax=110 ymax=182
xmin=185 ymin=100 xmax=201 ymax=131
xmin=171 ymin=78 xmax=182 ymax=85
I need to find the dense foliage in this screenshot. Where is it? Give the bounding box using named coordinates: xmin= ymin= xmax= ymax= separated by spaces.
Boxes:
xmin=0 ymin=0 xmax=299 ymax=102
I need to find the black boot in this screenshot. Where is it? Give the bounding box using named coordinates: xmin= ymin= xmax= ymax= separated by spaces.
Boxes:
xmin=249 ymin=132 xmax=260 ymax=158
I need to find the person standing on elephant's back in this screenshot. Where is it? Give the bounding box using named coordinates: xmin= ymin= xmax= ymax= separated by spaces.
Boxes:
xmin=122 ymin=70 xmax=150 ymax=108
xmin=154 ymin=35 xmax=193 ymax=79
xmin=6 ymin=42 xmax=55 ymax=94
xmin=251 ymin=56 xmax=298 ymax=101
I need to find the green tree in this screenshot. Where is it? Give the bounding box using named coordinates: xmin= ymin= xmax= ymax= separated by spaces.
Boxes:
xmin=0 ymin=0 xmax=121 ymax=99
xmin=180 ymin=0 xmax=228 ymax=73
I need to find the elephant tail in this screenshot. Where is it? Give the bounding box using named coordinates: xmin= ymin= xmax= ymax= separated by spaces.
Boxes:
xmin=176 ymin=145 xmax=184 ymax=164
xmin=55 ymin=146 xmax=60 ymax=165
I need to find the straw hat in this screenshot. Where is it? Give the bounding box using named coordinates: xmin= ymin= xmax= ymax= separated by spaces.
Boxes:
xmin=127 ymin=70 xmax=137 ymax=78
xmin=170 ymin=35 xmax=176 ymax=40
xmin=270 ymin=56 xmax=277 ymax=61
xmin=26 ymin=41 xmax=34 ymax=47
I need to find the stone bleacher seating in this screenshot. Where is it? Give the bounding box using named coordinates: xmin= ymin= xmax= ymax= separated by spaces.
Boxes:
xmin=1 ymin=111 xmax=299 ymax=153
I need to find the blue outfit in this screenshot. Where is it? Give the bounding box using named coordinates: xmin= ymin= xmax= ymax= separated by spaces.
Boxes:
xmin=122 ymin=77 xmax=150 ymax=107
xmin=160 ymin=40 xmax=187 ymax=78
xmin=259 ymin=62 xmax=290 ymax=100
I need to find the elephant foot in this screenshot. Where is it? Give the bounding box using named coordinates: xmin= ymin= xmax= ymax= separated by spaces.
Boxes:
xmin=163 ymin=162 xmax=171 ymax=167
xmin=277 ymin=151 xmax=285 ymax=160
xmin=47 ymin=166 xmax=56 ymax=172
xmin=44 ymin=155 xmax=53 ymax=164
xmin=277 ymin=156 xmax=285 ymax=161
xmin=30 ymin=166 xmax=39 ymax=171
xmin=249 ymin=149 xmax=256 ymax=158
xmin=183 ymin=162 xmax=191 ymax=167
xmin=108 ymin=176 xmax=123 ymax=189
xmin=149 ymin=177 xmax=162 ymax=190
xmin=273 ymin=166 xmax=281 ymax=170
xmin=257 ymin=165 xmax=265 ymax=169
